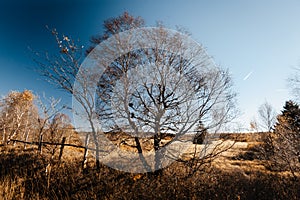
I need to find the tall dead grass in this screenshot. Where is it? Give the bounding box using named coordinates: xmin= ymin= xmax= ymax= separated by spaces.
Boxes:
xmin=0 ymin=144 xmax=299 ymax=200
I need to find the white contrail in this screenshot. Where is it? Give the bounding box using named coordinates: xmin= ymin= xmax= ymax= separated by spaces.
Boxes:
xmin=243 ymin=71 xmax=253 ymax=81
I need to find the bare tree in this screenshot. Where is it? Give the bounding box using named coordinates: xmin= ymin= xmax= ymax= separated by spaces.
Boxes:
xmin=35 ymin=95 xmax=67 ymax=154
xmin=33 ymin=13 xmax=144 ymax=171
xmin=94 ymin=26 xmax=237 ymax=173
xmin=34 ymin=12 xmax=237 ymax=173
xmin=258 ymin=101 xmax=277 ymax=132
xmin=250 ymin=118 xmax=259 ymax=132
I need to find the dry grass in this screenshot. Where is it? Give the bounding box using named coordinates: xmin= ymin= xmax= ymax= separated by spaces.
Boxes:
xmin=0 ymin=134 xmax=299 ymax=200
xmin=220 ymin=132 xmax=264 ymax=142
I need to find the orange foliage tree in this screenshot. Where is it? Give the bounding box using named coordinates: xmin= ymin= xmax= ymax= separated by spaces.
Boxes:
xmin=0 ymin=90 xmax=38 ymax=145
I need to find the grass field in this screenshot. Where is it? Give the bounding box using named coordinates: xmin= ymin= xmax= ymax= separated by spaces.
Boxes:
xmin=0 ymin=132 xmax=299 ymax=200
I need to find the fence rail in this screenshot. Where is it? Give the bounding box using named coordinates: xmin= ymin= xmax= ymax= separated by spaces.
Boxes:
xmin=7 ymin=138 xmax=104 ymax=169
xmin=10 ymin=139 xmax=100 ymax=152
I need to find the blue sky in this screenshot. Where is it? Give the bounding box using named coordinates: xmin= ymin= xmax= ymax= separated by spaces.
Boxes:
xmin=1 ymin=0 xmax=300 ymax=130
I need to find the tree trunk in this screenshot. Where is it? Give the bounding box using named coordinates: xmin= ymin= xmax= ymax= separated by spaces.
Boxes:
xmin=23 ymin=130 xmax=30 ymax=149
xmin=154 ymin=134 xmax=163 ymax=175
xmin=2 ymin=124 xmax=6 ymax=145
xmin=82 ymin=133 xmax=90 ymax=171
xmin=153 ymin=121 xmax=162 ymax=174
xmin=89 ymin=120 xmax=100 ymax=171
xmin=134 ymin=137 xmax=152 ymax=172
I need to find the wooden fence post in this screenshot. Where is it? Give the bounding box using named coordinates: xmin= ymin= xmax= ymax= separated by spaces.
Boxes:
xmin=58 ymin=137 xmax=66 ymax=161
xmin=38 ymin=134 xmax=43 ymax=153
